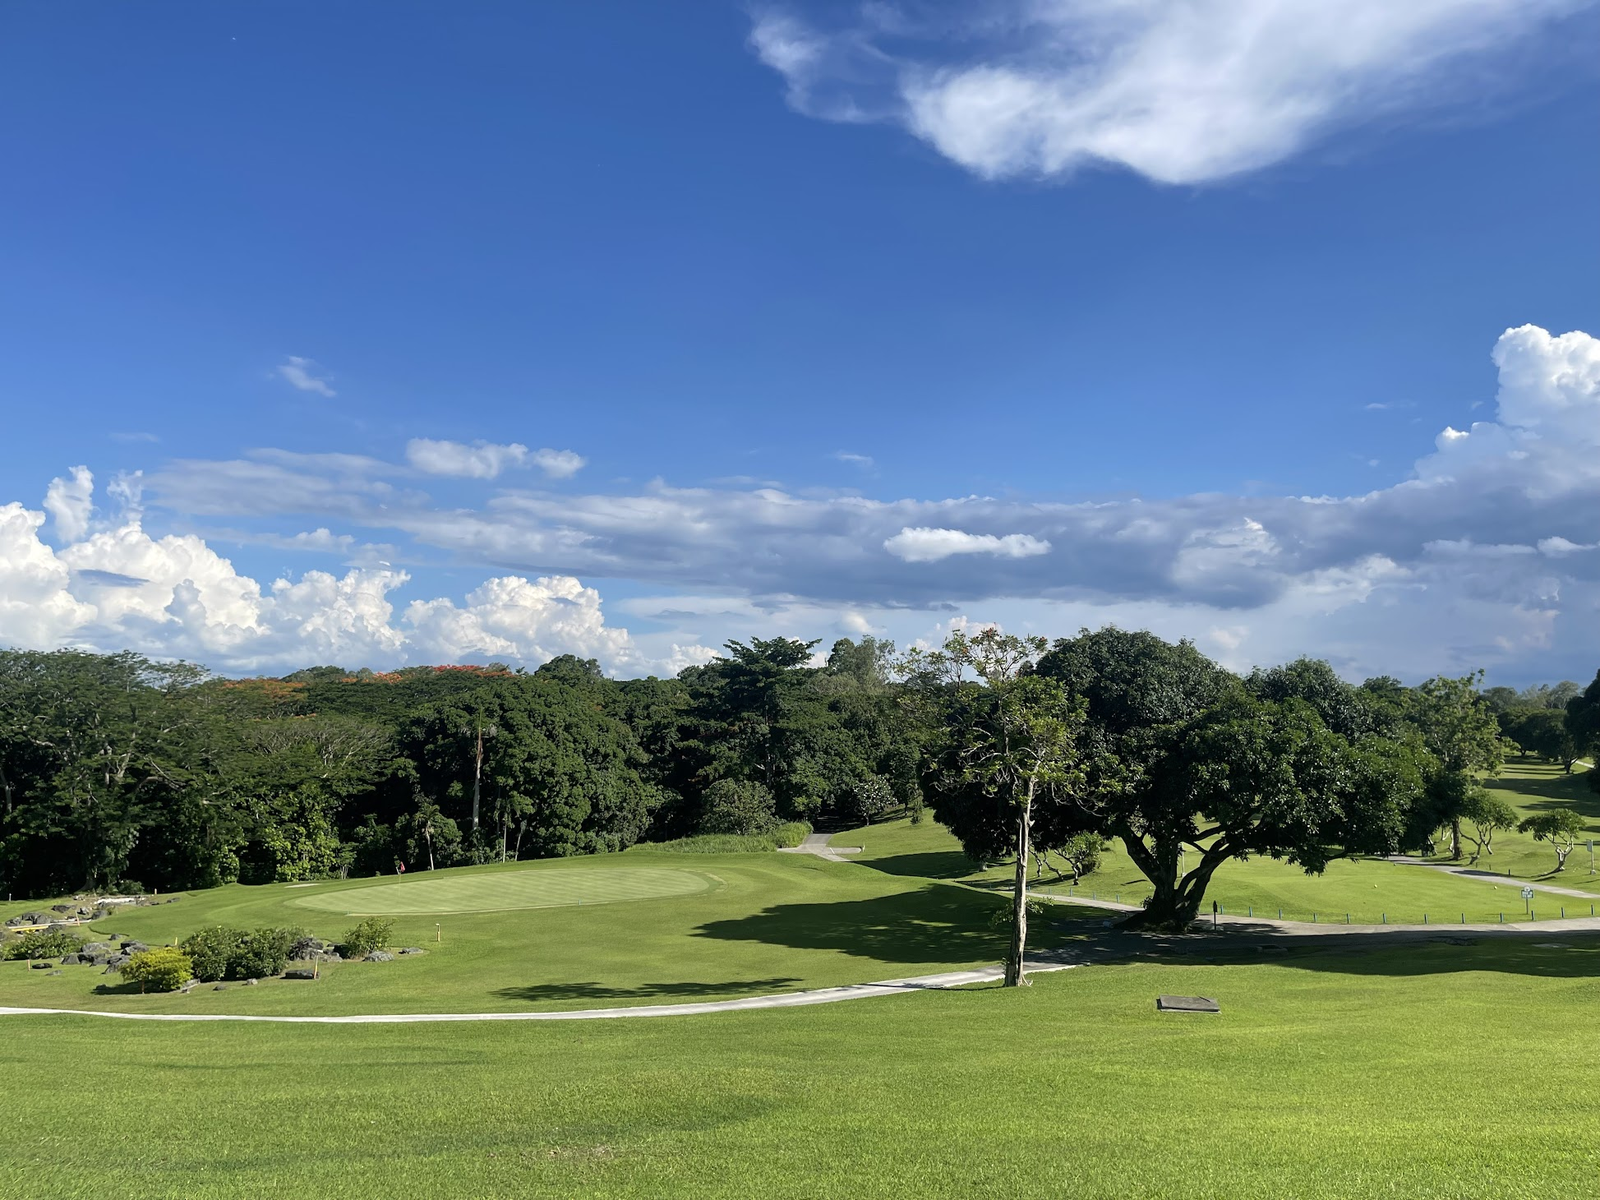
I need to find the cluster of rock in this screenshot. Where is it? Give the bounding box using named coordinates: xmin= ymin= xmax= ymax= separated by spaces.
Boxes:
xmin=52 ymin=939 xmax=149 ymax=971
xmin=6 ymin=892 xmax=181 ymax=930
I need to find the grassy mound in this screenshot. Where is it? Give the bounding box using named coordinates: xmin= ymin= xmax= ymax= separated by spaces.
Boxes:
xmin=288 ymin=866 xmax=716 ymax=915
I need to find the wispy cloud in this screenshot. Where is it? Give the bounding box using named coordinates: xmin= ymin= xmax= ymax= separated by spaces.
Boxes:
xmin=751 ymin=1 xmax=1593 ymax=185
xmin=276 ymin=356 xmax=337 ymax=398
xmin=405 ymin=439 xmax=587 ymax=481
xmin=110 ymin=431 xmax=160 ymax=444
xmin=834 ymin=451 xmax=875 ymax=469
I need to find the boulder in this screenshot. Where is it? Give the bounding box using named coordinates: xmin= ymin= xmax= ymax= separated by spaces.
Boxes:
xmin=120 ymin=941 xmax=149 ymax=954
xmin=4 ymin=916 xmax=28 ymax=928
xmin=46 ymin=923 xmax=72 ymax=934
xmin=397 ymin=947 xmax=425 ymax=956
xmin=241 ymin=977 xmax=259 ymax=986
xmin=289 ymin=936 xmax=328 ymax=961
xmin=365 ymin=950 xmax=395 ymax=963
xmin=283 ymin=969 xmax=318 ymax=980
xmin=50 ymin=904 xmax=74 ymax=914
xmin=214 ymin=984 xmax=227 ymax=991
xmin=29 ymin=961 xmax=51 ymax=970
xmin=59 ymin=954 xmax=82 ymax=966
xmin=81 ymin=942 xmax=110 ymax=956
xmin=107 ymin=953 xmax=131 ymax=969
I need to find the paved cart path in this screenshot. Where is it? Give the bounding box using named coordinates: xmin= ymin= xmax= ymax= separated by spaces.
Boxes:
xmin=1385 ymin=856 xmax=1600 ymax=900
xmin=0 ymin=961 xmax=1077 ymax=1024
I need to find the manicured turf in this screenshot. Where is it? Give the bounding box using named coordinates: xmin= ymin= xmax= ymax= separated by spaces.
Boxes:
xmin=288 ymin=865 xmax=717 ymax=915
xmin=838 ymin=812 xmax=1595 ymax=925
xmin=0 ymin=851 xmax=1035 ymax=1016
xmin=3 ymin=939 xmax=1598 ymax=1198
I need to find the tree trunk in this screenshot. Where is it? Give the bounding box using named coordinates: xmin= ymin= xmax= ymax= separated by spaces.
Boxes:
xmin=1004 ymin=790 xmax=1032 ymax=987
xmin=1119 ymin=843 xmax=1229 ymax=931
xmin=471 ymin=728 xmax=483 ymax=835
xmin=1450 ymin=818 xmax=1463 ymax=861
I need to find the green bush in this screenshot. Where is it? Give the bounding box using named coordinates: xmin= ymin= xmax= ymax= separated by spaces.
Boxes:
xmin=635 ymin=833 xmax=782 ymax=853
xmin=4 ymin=928 xmax=83 ymax=960
xmin=180 ymin=925 xmax=304 ymax=980
xmin=341 ymin=917 xmax=394 ymax=957
xmin=181 ymin=926 xmax=246 ymax=982
xmin=231 ymin=927 xmax=301 ymax=979
xmin=774 ymin=821 xmax=813 ymax=848
xmin=120 ymin=946 xmax=193 ymax=993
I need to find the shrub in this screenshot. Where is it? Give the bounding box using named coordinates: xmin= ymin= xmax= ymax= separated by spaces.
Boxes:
xmin=635 ymin=833 xmax=783 ymax=853
xmin=231 ymin=927 xmax=301 ymax=979
xmin=180 ymin=925 xmax=304 ymax=980
xmin=341 ymin=917 xmax=394 ymax=957
xmin=774 ymin=821 xmax=812 ymax=848
xmin=4 ymin=928 xmax=83 ymax=961
xmin=121 ymin=946 xmax=193 ymax=993
xmin=699 ymin=779 xmax=777 ymax=836
xmin=181 ymin=926 xmax=247 ymax=982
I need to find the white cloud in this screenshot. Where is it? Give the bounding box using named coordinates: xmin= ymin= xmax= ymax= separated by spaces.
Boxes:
xmin=276 ymin=356 xmax=337 ymax=397
xmin=834 ymin=451 xmax=875 ymax=468
xmin=529 ymin=448 xmax=587 ymax=479
xmin=43 ymin=466 xmax=94 ymax=542
xmin=10 ymin=324 xmax=1600 ymax=683
xmin=406 ymin=439 xmax=587 ymax=481
xmin=752 ymin=1 xmax=1591 ymax=185
xmin=884 ymin=526 xmax=1052 ymax=562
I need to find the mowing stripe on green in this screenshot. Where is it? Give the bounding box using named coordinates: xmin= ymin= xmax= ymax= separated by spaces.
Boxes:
xmin=288 ymin=867 xmax=716 ymax=915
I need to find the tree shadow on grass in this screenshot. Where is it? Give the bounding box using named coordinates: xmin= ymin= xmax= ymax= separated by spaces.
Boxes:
xmin=857 ymin=851 xmax=977 ymax=880
xmin=491 ymin=978 xmax=802 ymax=1003
xmin=1492 ymin=769 xmax=1600 ymax=818
xmin=1065 ymin=922 xmax=1600 ymax=979
xmin=693 ymin=882 xmax=1020 ymax=965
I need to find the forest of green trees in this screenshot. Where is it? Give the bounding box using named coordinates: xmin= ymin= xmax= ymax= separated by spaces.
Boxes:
xmin=2 ymin=630 xmax=1597 ymax=918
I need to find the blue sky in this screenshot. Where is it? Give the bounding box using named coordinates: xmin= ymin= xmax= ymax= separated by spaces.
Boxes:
xmin=2 ymin=1 xmax=1598 ymax=683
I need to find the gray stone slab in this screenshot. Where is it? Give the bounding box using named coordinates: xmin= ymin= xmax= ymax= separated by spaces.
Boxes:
xmin=1157 ymin=994 xmax=1219 ymax=1013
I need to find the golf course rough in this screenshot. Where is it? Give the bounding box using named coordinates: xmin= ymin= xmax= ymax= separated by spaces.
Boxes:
xmin=288 ymin=865 xmax=718 ymax=915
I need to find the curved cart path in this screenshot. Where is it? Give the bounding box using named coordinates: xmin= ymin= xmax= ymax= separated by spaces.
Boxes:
xmin=1385 ymin=856 xmax=1600 ymax=900
xmin=0 ymin=961 xmax=1079 ymax=1024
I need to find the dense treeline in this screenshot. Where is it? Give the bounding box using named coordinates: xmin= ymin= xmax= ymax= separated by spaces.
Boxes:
xmin=0 ymin=633 xmax=1595 ymax=906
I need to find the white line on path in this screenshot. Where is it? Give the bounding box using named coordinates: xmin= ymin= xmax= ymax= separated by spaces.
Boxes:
xmin=0 ymin=962 xmax=1077 ymax=1025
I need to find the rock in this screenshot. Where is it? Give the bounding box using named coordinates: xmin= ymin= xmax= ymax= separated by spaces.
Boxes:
xmin=46 ymin=923 xmax=72 ymax=933
xmin=59 ymin=954 xmax=82 ymax=965
xmin=107 ymin=954 xmax=131 ymax=969
xmin=29 ymin=961 xmax=52 ymax=970
xmin=48 ymin=970 xmax=62 ymax=976
xmin=3 ymin=916 xmax=27 ymax=928
xmin=289 ymin=935 xmax=328 ymax=961
xmin=51 ymin=904 xmax=74 ymax=914
xmin=82 ymin=942 xmax=109 ymax=955
xmin=397 ymin=947 xmax=425 ymax=955
xmin=120 ymin=941 xmax=149 ymax=954
xmin=214 ymin=984 xmax=227 ymax=991
xmin=283 ymin=969 xmax=318 ymax=980
xmin=21 ymin=912 xmax=46 ymax=924
xmin=241 ymin=977 xmax=258 ymax=986
xmin=365 ymin=950 xmax=395 ymax=962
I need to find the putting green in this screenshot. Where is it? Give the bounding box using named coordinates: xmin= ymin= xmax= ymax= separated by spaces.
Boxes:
xmin=287 ymin=866 xmax=717 ymax=916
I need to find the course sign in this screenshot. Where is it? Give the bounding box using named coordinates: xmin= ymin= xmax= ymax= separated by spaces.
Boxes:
xmin=1521 ymin=886 xmax=1535 ymax=901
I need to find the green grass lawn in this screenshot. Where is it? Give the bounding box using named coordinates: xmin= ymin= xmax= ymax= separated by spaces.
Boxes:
xmin=3 ymin=939 xmax=1598 ymax=1199
xmin=0 ymin=850 xmax=1038 ymax=1016
xmin=837 ymin=813 xmax=1599 ymax=925
xmin=1456 ymin=761 xmax=1600 ymax=887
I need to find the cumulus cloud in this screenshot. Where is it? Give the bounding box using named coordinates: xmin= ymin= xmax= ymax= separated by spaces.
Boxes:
xmin=9 ymin=324 xmax=1600 ymax=682
xmin=276 ymin=356 xmax=337 ymax=397
xmin=884 ymin=527 xmax=1052 ymax=563
xmin=751 ymin=0 xmax=1592 ymax=184
xmin=406 ymin=439 xmax=587 ymax=480
xmin=0 ymin=477 xmax=678 ymax=676
xmin=43 ymin=466 xmax=94 ymax=542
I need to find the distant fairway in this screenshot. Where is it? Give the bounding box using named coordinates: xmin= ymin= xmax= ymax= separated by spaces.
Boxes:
xmin=288 ymin=866 xmax=716 ymax=915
